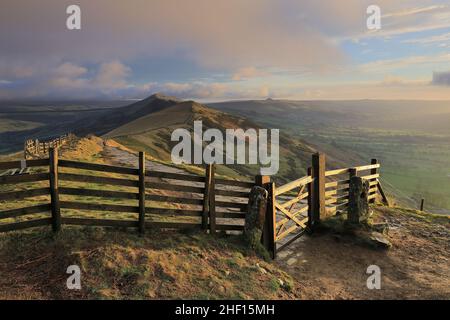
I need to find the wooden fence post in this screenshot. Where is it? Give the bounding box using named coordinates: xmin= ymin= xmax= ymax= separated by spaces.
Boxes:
xmin=256 ymin=175 xmax=271 ymax=250
xmin=209 ymin=164 xmax=216 ymax=234
xmin=202 ymin=164 xmax=213 ymax=230
xmin=420 ymin=198 xmax=425 ymax=211
xmin=266 ymin=182 xmax=277 ymax=259
xmin=138 ymin=152 xmax=146 ymax=234
xmin=311 ymin=153 xmax=325 ymax=225
xmin=255 ymin=175 xmax=271 ymax=187
xmin=349 ymin=167 xmax=358 ymax=178
xmin=377 ymin=181 xmax=390 ymax=206
xmin=49 ymin=148 xmax=61 ymax=232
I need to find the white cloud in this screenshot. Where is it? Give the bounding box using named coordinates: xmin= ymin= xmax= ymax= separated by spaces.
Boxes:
xmin=383 ymin=5 xmax=447 ymax=18
xmin=232 ymin=67 xmax=269 ymax=81
xmin=54 ymin=63 xmax=88 ymax=78
xmin=1 ymin=0 xmax=449 ymax=100
xmin=160 ymin=82 xmax=228 ymax=99
xmin=94 ymin=61 xmax=131 ymax=91
xmin=358 ymin=54 xmax=450 ymax=73
xmin=339 ymin=2 xmax=450 ymax=41
xmin=402 ymin=32 xmax=450 ymax=45
xmin=288 ymin=82 xmax=450 ymax=100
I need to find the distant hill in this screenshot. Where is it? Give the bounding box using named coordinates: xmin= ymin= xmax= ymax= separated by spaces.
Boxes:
xmin=208 ymin=99 xmax=450 ymax=134
xmin=92 ymin=94 xmax=348 ymax=183
xmin=73 ymin=93 xmax=183 ymax=136
xmin=104 ymin=101 xmax=194 ymax=138
xmin=2 ymin=94 xmax=350 ymax=183
xmin=0 ymin=100 xmax=127 ymax=154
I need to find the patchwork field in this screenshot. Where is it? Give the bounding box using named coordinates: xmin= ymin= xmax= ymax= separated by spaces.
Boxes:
xmin=290 ymin=127 xmax=450 ymax=213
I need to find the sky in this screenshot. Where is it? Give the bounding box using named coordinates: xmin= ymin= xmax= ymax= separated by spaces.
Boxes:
xmin=0 ymin=0 xmax=450 ymax=101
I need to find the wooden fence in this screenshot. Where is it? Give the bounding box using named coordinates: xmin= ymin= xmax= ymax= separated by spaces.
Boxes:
xmin=262 ymin=153 xmax=389 ymax=258
xmin=0 ymin=149 xmax=254 ymax=233
xmin=24 ymin=133 xmax=73 ymax=159
xmin=1 ymin=149 xmax=388 ymax=258
xmin=0 ymin=158 xmax=52 ymax=232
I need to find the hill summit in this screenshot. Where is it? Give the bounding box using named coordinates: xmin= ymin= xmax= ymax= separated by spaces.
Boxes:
xmin=74 ymin=93 xmax=348 ymax=181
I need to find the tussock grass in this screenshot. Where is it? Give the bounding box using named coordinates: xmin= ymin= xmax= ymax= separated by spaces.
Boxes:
xmin=0 ymin=226 xmax=299 ymax=300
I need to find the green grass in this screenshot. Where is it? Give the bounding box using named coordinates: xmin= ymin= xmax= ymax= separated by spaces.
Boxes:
xmin=392 ymin=206 xmax=450 ymax=225
xmin=295 ymin=126 xmax=450 ymax=212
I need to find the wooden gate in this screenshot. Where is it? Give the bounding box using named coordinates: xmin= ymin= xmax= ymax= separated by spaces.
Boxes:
xmin=268 ymin=175 xmax=313 ymax=257
xmin=262 ymin=153 xmax=389 ymax=259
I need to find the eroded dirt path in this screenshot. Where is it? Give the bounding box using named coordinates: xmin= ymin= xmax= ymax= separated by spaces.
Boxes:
xmin=102 ymin=144 xmax=187 ymax=174
xmin=275 ymin=207 xmax=450 ymax=299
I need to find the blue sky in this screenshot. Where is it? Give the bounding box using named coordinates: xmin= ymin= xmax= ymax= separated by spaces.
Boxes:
xmin=0 ymin=0 xmax=449 ymax=101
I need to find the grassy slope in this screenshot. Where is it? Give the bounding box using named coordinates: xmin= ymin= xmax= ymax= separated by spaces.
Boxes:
xmin=209 ymin=100 xmax=450 ymax=213
xmin=106 ymin=100 xmax=336 ymax=185
xmin=0 ymin=135 xmax=448 ymax=299
xmin=0 ymin=134 xmax=297 ymax=299
xmin=0 ymin=205 xmax=447 ymax=299
xmin=0 ymin=228 xmax=297 ymax=299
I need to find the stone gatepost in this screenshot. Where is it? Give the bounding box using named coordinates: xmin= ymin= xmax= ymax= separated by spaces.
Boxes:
xmin=348 ymin=175 xmax=371 ymax=224
xmin=244 ymin=186 xmax=268 ymax=251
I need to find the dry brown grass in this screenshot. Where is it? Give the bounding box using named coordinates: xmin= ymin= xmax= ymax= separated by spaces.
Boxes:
xmin=0 ymin=227 xmax=298 ymax=300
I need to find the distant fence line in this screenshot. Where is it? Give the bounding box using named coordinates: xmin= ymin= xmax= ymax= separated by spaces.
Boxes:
xmin=24 ymin=133 xmax=73 ymax=160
